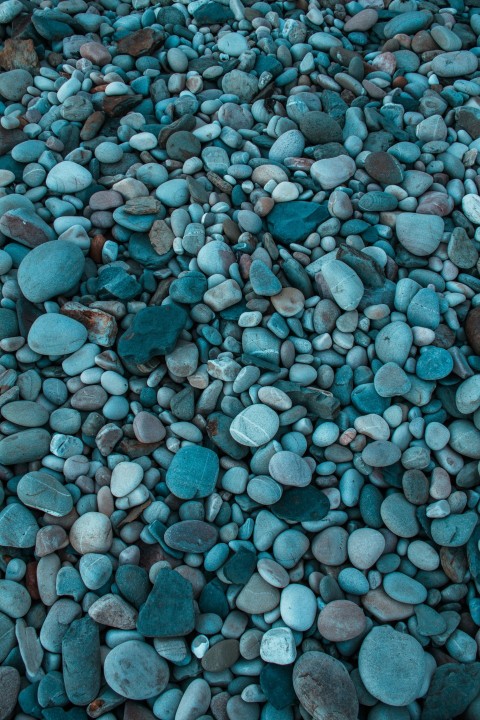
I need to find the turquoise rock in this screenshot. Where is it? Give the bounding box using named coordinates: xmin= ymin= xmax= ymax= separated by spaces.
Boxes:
xmin=62 ymin=617 xmax=101 ymax=705
xmin=28 ymin=315 xmax=87 ymax=356
xmin=17 ymin=471 xmax=73 ymax=517
xmin=0 ymin=428 xmax=51 ymax=465
xmin=118 ymin=304 xmax=188 ymax=367
xmin=166 ymin=445 xmax=219 ymax=499
xmin=137 ymin=568 xmax=195 ymax=637
xmin=0 ymin=504 xmax=39 ymax=548
xmin=267 ymin=202 xmax=329 ymax=245
xmin=18 ymin=241 xmax=85 ymax=303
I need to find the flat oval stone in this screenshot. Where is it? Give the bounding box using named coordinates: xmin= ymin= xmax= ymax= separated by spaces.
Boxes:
xmin=0 ymin=579 xmax=31 ymax=618
xmin=321 ymin=260 xmax=364 ymax=311
xmin=230 ymin=404 xmax=279 ymax=447
xmin=166 ymin=446 xmax=219 ymax=499
xmin=0 ymin=428 xmax=51 ymax=465
xmin=69 ymin=512 xmax=113 ymax=554
xmin=431 ymin=50 xmax=478 ymax=77
xmin=46 ymin=161 xmax=93 ymax=194
xmin=383 ymin=572 xmax=428 ymax=605
xmin=164 ymin=520 xmax=218 ymax=553
xmin=104 ymin=639 xmax=169 ymax=700
xmin=396 ymin=213 xmax=444 ymax=256
xmin=280 ymin=584 xmax=317 ymax=631
xmin=236 ymin=573 xmax=280 ymax=614
xmin=362 ymin=440 xmax=401 ymax=467
xmin=18 ymin=241 xmax=85 ymax=303
xmin=293 ymin=651 xmax=359 ymax=720
xmin=311 ymin=155 xmax=356 ymax=190
xmin=317 ymin=599 xmax=367 ymax=641
xmin=201 ymin=639 xmax=240 ymax=672
xmin=268 ymin=451 xmax=312 ymax=487
xmin=358 ymin=626 xmax=426 ymax=706
xmin=348 ymin=528 xmax=385 ymax=569
xmin=1 ymin=400 xmax=48 ymax=427
xmin=28 ymin=314 xmax=87 ymax=356
xmin=17 ymin=470 xmax=73 ymax=517
xmin=272 ymin=486 xmax=330 ymax=523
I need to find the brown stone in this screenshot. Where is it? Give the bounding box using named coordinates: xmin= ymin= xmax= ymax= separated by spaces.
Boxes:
xmin=116 ymin=28 xmax=165 ymax=57
xmin=80 ymin=42 xmax=112 ymax=67
xmin=361 ymin=588 xmax=414 ymax=622
xmin=103 ymin=94 xmax=143 ymax=118
xmin=26 ymin=561 xmax=40 ymax=600
xmin=80 ymin=111 xmax=105 ymax=142
xmin=466 ymin=307 xmax=480 ymax=355
xmin=441 ymin=546 xmax=468 ymax=583
xmin=293 ymin=652 xmax=359 ymax=720
xmin=0 ymin=38 xmax=38 ymax=72
xmin=158 ymin=114 xmax=196 ymax=148
xmin=89 ymin=191 xmax=124 ymax=211
xmin=365 ymin=151 xmax=404 ymax=185
xmin=317 ymin=599 xmax=367 ymax=641
xmin=133 ymin=412 xmax=166 ymax=444
xmin=90 ymin=234 xmax=107 ymax=264
xmin=202 ymin=639 xmax=240 ymax=672
xmin=124 ymin=197 xmax=161 ymax=215
xmin=60 ymin=302 xmax=118 ymax=348
xmin=149 ymin=219 xmax=174 ymax=256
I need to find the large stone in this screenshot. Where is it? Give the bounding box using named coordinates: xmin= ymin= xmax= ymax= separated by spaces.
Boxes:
xmin=118 ymin=304 xmax=187 ymax=367
xmin=104 ymin=640 xmax=169 ymax=700
xmin=293 ymin=651 xmax=359 ymax=720
xmin=18 ymin=241 xmax=85 ymax=303
xmin=137 ymin=569 xmax=195 ymax=637
xmin=267 ymin=201 xmax=329 ymax=245
xmin=166 ymin=446 xmax=219 ymax=499
xmin=62 ymin=617 xmax=101 ymax=706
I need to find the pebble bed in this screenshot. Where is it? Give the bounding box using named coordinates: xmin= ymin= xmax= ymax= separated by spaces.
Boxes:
xmin=2 ymin=0 xmax=480 ymax=718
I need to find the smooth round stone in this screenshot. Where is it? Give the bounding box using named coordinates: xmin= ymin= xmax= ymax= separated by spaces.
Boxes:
xmin=1 ymin=400 xmax=48 ymax=427
xmin=28 ymin=314 xmax=87 ymax=356
xmin=293 ymin=652 xmax=359 ymax=720
xmin=69 ymin=512 xmax=112 ymax=554
xmin=462 ymin=194 xmax=480 ymax=225
xmin=374 ymin=362 xmax=411 ymax=397
xmin=381 ymin=494 xmax=419 ymax=538
xmin=416 ymin=347 xmax=453 ymax=381
xmin=104 ymin=640 xmax=169 ymax=699
xmin=95 ymin=142 xmax=123 ymax=164
xmin=249 ymin=260 xmax=282 ymax=297
xmin=338 ymin=568 xmax=370 ymax=596
xmin=17 ymin=470 xmax=73 ymax=517
xmin=456 ymin=376 xmax=480 ymax=415
xmin=431 ymin=51 xmax=478 ymax=77
xmin=362 ymin=440 xmax=401 ymax=467
xmin=0 ymin=579 xmax=31 ymax=618
xmin=430 ymin=511 xmax=478 ymax=547
xmin=383 ymin=572 xmax=427 ymax=604
xmin=46 ymin=162 xmax=93 ymax=194
xmin=164 ymin=520 xmax=218 ymax=553
xmin=348 ymin=528 xmax=385 ymax=570
xmin=407 ymin=541 xmax=439 ymax=571
xmin=375 ymin=322 xmax=412 ymax=366
xmin=358 ymin=626 xmax=426 ymax=706
xmin=268 ymin=451 xmax=312 ymax=487
xmin=0 ymin=69 xmax=32 ymax=100
xmin=312 ymin=527 xmax=348 ymax=566
xmin=311 ymin=155 xmax=356 ymax=190
xmin=79 ymin=553 xmax=112 ymax=590
xmin=236 ymin=573 xmax=280 ymax=614
xmin=18 ymin=240 xmax=85 ymax=303
xmin=230 ymin=404 xmax=279 ymax=447
xmin=155 ymin=179 xmax=189 ymax=207
xmin=321 ymin=260 xmax=364 ymax=311
xmin=0 ymin=504 xmax=38 ymax=548
xmin=133 ymin=411 xmax=165 ymax=443
xmin=317 ymin=600 xmax=367 ymax=641
xmin=280 ymin=584 xmax=317 ymax=631
xmin=260 ymin=627 xmax=296 ymax=665
xmin=395 ymin=213 xmax=444 ymax=256
xmin=0 ymin=429 xmax=51 ymax=465
xmin=269 ymin=130 xmax=305 ymax=163
xmin=449 ymin=420 xmax=480 ymax=459
xmin=365 ymin=151 xmax=404 ymax=185
xmin=110 ymin=461 xmax=143 ymax=498
xmin=166 ymin=446 xmax=219 ymax=499
xmin=197 ymin=240 xmax=235 ymax=276
xmin=257 ymin=558 xmax=290 ymax=588
xmin=218 ymin=32 xmax=248 ymax=56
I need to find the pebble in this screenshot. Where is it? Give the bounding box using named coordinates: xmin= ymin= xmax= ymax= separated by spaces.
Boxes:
xmin=359 ymin=626 xmax=426 ymax=706
xmin=0 ymin=0 xmax=477 ymax=716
